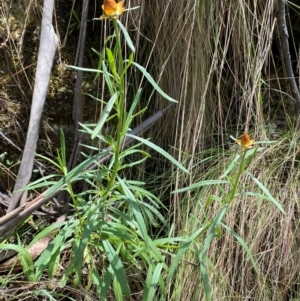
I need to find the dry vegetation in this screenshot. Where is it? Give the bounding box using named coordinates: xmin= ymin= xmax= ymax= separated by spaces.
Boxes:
xmin=1 ymin=0 xmax=300 ymax=300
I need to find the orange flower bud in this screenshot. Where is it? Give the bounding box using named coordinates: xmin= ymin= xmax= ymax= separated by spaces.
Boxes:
xmin=236 ymin=133 xmax=255 ymax=149
xmin=100 ymin=0 xmax=125 ymax=20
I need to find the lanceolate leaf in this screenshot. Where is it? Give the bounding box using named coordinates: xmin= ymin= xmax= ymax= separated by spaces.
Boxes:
xmin=92 ymin=93 xmax=118 ymax=139
xmin=125 ymin=134 xmax=189 ymax=174
xmin=173 ymin=180 xmax=229 ymax=193
xmin=143 ymin=262 xmax=164 ymax=301
xmin=130 ymin=62 xmax=177 ymax=103
xmin=245 ymin=171 xmax=285 ymax=214
xmin=102 ymin=240 xmax=130 ymax=297
xmin=117 ymin=19 xmax=135 ymax=53
xmin=167 ymin=225 xmax=208 ymax=282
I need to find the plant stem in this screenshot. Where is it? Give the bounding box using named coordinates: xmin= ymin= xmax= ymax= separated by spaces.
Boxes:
xmin=227 ymin=149 xmax=247 ymax=204
xmin=106 ymin=20 xmax=126 ymax=192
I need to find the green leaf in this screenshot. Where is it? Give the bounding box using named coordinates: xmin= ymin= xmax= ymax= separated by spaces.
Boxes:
xmin=102 ymin=60 xmax=116 ymax=95
xmin=20 ymin=176 xmax=58 ymax=190
xmin=205 ymin=195 xmax=223 ymax=207
xmin=91 ymin=266 xmax=102 ymax=296
xmin=130 ymin=62 xmax=177 ymax=103
xmin=219 ymin=153 xmax=240 ymax=179
xmin=91 ymin=48 xmax=104 ymax=81
xmin=152 ymin=237 xmax=185 ymax=247
xmin=102 ymin=240 xmax=130 ymax=297
xmin=143 ymin=262 xmax=164 ymax=301
xmin=200 ymin=207 xmax=227 ymax=261
xmin=198 ymin=242 xmax=211 ymax=301
xmin=34 ymin=219 xmax=78 ymax=280
xmin=34 ymin=234 xmax=63 ymax=279
xmin=220 ymin=222 xmax=258 ymax=274
xmin=92 ymin=93 xmax=118 ymax=139
xmin=58 ymin=129 xmax=67 ymax=175
xmin=40 ymin=151 xmax=110 ymax=197
xmin=113 ymin=275 xmax=124 ymax=301
xmin=66 ymin=65 xmax=105 ymax=73
xmin=100 ymin=266 xmax=114 ymax=300
xmin=0 ymin=244 xmax=34 ymax=281
xmin=28 ymin=221 xmax=66 ymax=247
xmin=32 ymin=289 xmax=69 ymax=300
xmin=245 ymin=171 xmax=285 ymax=214
xmin=118 ymin=177 xmax=163 ymax=262
xmin=173 ymin=179 xmax=229 ymax=193
xmin=167 ymin=225 xmax=208 ymax=282
xmin=141 ymin=201 xmax=166 ymax=226
xmin=241 ymin=191 xmax=280 ymax=204
xmin=124 ymin=89 xmax=142 ymax=130
xmin=106 ymin=48 xmax=119 ymax=82
xmin=117 ymin=178 xmax=149 ymax=240
xmin=125 ymin=134 xmax=189 ymax=174
xmin=120 ymin=52 xmax=135 ymax=79
xmin=69 ymin=204 xmax=100 ymax=286
xmin=198 ymin=207 xmax=228 ymax=301
xmin=92 ymin=33 xmax=115 ymax=81
xmin=35 ymin=153 xmax=62 ymax=170
xmin=117 ymin=19 xmax=135 ymax=53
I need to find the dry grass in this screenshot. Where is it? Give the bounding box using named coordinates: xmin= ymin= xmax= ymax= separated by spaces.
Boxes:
xmin=134 ymin=0 xmax=295 ymax=219
xmin=134 ymin=0 xmax=300 ymax=300
xmin=170 ymin=135 xmax=300 ymax=300
xmin=0 ymin=279 xmax=98 ymax=300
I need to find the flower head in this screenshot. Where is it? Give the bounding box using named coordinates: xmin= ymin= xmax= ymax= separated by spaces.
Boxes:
xmin=100 ymin=0 xmax=125 ymax=20
xmin=236 ymin=133 xmax=255 ymax=149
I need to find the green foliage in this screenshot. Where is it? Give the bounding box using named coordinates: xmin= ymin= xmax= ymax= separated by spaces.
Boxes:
xmin=0 ymin=152 xmax=12 ymax=166
xmin=0 ymin=243 xmax=34 ymax=281
xmin=1 ymin=0 xmax=298 ymax=300
xmin=172 ymin=146 xmax=285 ymax=301
xmin=5 ymin=16 xmax=188 ymax=300
xmin=0 ymin=6 xmax=285 ymax=301
xmin=69 ymin=10 xmax=81 ymax=36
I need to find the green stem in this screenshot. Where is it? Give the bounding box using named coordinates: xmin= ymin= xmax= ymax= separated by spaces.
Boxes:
xmin=106 ymin=20 xmax=126 ymax=193
xmin=68 ymin=182 xmax=84 ymax=231
xmin=227 ymin=149 xmax=247 ymax=204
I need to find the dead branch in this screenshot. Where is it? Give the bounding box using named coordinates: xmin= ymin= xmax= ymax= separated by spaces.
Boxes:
xmin=7 ymin=0 xmax=59 ymax=212
xmin=69 ymin=0 xmax=90 ymax=171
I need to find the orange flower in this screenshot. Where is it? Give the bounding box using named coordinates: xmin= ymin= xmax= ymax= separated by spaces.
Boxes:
xmin=100 ymin=0 xmax=125 ymax=20
xmin=236 ymin=133 xmax=255 ymax=149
